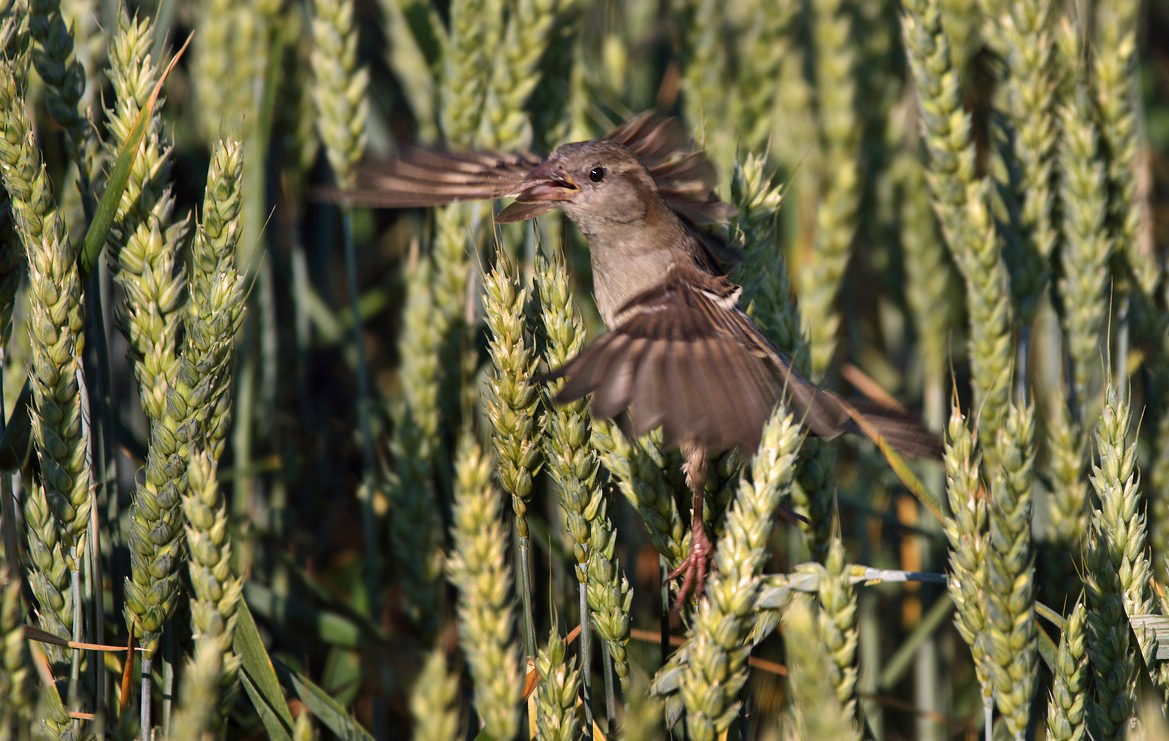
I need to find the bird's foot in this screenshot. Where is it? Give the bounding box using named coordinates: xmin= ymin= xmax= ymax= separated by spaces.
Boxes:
xmin=668 ymin=523 xmax=713 ymax=614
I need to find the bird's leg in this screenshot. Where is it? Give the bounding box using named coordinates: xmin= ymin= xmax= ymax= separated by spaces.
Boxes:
xmin=668 ymin=442 xmax=711 ymax=611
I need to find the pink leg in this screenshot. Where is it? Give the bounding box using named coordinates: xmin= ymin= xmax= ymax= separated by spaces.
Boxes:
xmin=668 ymin=443 xmax=711 ymax=611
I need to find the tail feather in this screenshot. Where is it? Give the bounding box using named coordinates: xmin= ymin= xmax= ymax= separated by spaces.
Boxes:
xmin=839 ymin=397 xmax=944 ymax=460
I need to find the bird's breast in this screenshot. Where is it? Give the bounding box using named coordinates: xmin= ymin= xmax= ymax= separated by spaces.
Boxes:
xmin=589 ymin=247 xmax=678 ymax=327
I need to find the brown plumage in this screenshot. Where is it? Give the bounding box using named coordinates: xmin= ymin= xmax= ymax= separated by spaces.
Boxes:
xmin=335 ymin=112 xmax=941 ymax=607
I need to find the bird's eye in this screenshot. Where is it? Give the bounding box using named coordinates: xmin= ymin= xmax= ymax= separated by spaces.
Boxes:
xmin=589 ymin=165 xmax=606 ymax=183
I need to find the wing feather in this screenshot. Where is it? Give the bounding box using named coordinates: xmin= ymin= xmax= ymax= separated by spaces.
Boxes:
xmin=554 ymin=264 xmax=796 ymax=452
xmin=328 ymin=148 xmax=539 ymax=208
xmin=552 ymin=263 xmax=939 ymax=456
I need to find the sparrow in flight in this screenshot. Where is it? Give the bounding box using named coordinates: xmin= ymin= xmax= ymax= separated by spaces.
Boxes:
xmin=340 ymin=113 xmax=940 ymax=607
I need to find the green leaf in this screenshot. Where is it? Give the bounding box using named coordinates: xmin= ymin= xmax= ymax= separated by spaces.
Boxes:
xmin=273 ymin=659 xmax=376 ymax=741
xmin=235 ymin=601 xmax=295 ymax=740
xmin=240 ymin=672 xmax=293 ymax=741
xmin=244 ymin=582 xmax=366 ymax=649
xmin=0 ymin=383 xmax=32 ymax=471
xmin=1036 ymin=622 xmax=1058 ymax=675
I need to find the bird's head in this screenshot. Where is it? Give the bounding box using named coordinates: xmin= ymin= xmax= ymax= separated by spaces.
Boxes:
xmin=497 ymin=141 xmax=664 ymax=235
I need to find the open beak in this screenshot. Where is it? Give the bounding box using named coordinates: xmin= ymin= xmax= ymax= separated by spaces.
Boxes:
xmin=516 ymin=160 xmax=578 ymax=202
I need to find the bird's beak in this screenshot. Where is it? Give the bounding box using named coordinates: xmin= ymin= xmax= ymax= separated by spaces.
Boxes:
xmin=516 ymin=160 xmax=579 ymax=202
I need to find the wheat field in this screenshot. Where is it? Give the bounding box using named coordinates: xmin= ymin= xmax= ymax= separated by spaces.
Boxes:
xmin=0 ymin=0 xmax=1168 ymax=739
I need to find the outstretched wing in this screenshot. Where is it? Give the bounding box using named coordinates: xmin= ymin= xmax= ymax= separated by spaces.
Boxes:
xmin=333 ymin=148 xmax=543 ymax=208
xmin=550 ymin=263 xmax=848 ymax=453
xmin=551 ymin=263 xmax=944 ymax=458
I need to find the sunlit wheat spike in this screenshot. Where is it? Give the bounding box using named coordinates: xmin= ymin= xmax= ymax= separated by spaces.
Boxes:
xmin=986 ymin=1 xmax=1059 ymax=325
xmin=534 ymin=624 xmax=581 ymax=741
xmin=537 ymin=249 xmax=631 ymax=683
xmin=1058 ymin=81 xmax=1111 ymax=413
xmin=3 ymin=78 xmax=93 ymax=584
xmin=125 ymin=133 xmax=246 ymax=657
xmin=29 ymin=0 xmax=89 ymax=155
xmin=187 ymin=139 xmax=246 ymax=461
xmin=388 ymin=257 xmax=445 ymax=637
xmin=1045 ymin=600 xmax=1087 ymax=741
xmin=439 ymin=0 xmax=497 ymax=144
xmin=105 ymin=12 xmax=186 ymax=425
xmin=986 ymin=405 xmax=1037 ymax=737
xmin=408 ymin=649 xmax=460 ymax=741
xmin=0 ymin=49 xmax=89 ymax=637
xmin=183 ymin=452 xmax=243 ymax=719
xmin=0 ymin=573 xmax=33 ymax=734
xmin=0 ymin=51 xmax=55 ymax=252
xmin=680 ymin=408 xmax=801 ymax=741
xmin=941 ymin=407 xmax=992 ymax=694
xmin=482 ymin=244 xmax=541 ymax=654
xmin=104 ymin=12 xmax=172 ymax=227
xmin=593 ymin=422 xmax=686 ymax=568
xmin=583 ymin=480 xmax=633 ymax=686
xmin=1092 ymin=0 xmax=1154 ymax=297
xmin=1086 ymin=387 xmax=1164 ymax=711
xmin=482 ymin=248 xmax=541 ymax=536
xmin=817 ymin=538 xmax=859 ymax=723
xmin=799 ymin=0 xmax=861 ymax=378
xmin=448 ymin=434 xmax=520 ymax=740
xmin=477 ymin=0 xmax=561 ymax=149
xmin=732 ymin=155 xmax=798 ymax=360
xmin=536 ymin=251 xmax=635 ymax=685
xmin=730 ymin=155 xmax=833 ymax=560
xmin=901 ymin=0 xmax=1015 ymax=455
xmin=311 ymin=0 xmax=368 ymax=188
xmin=785 ymin=595 xmax=862 ymax=741
xmin=1085 ymin=387 xmax=1143 ymax=738
xmin=537 ymin=249 xmax=594 ymax=585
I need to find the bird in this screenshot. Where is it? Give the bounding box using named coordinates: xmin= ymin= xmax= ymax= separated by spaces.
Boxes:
xmin=337 ymin=112 xmax=941 ymax=607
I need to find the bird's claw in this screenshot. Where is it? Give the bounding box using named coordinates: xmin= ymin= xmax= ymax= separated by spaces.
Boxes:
xmin=668 ymin=525 xmax=713 ymax=615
